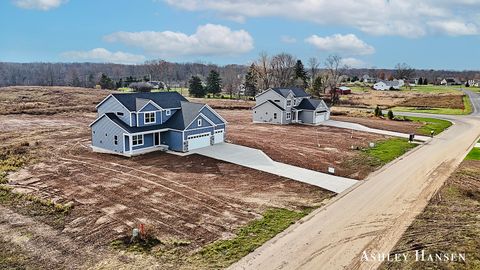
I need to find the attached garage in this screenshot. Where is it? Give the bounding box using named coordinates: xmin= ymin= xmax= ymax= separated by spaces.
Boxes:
xmin=186 ymin=132 xmax=212 ymax=151
xmin=315 ymin=111 xmax=329 ymax=123
xmin=214 ymin=129 xmax=225 ymax=144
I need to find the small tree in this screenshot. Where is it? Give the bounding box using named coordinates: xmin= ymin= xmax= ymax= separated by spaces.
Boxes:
xmin=206 ymin=70 xmax=222 ymax=96
xmin=417 ymin=77 xmax=423 ymax=85
xmin=374 ymin=106 xmax=383 ymax=117
xmin=99 ymin=73 xmax=114 ymax=89
xmin=189 ymin=76 xmax=205 ymax=98
xmin=387 ymin=110 xmax=394 ymax=120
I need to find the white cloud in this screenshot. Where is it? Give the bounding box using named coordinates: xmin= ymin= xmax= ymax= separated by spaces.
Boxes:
xmin=61 ymin=48 xmax=146 ymax=64
xmin=163 ymin=0 xmax=480 ymax=37
xmin=280 ymin=35 xmax=297 ymax=43
xmin=340 ymin=57 xmax=366 ymax=68
xmin=305 ymin=34 xmax=375 ymax=55
xmin=12 ymin=0 xmax=66 ymax=10
xmin=428 ymin=20 xmax=479 ymax=36
xmin=104 ymin=24 xmax=254 ymax=57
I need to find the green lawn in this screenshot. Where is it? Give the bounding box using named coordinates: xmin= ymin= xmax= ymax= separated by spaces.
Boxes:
xmin=363 ymin=138 xmax=418 ymax=166
xmin=393 ymin=95 xmax=472 ymax=115
xmin=396 ymin=116 xmax=452 ymax=136
xmin=196 ymin=208 xmax=312 ymax=268
xmin=465 ymin=147 xmax=480 ymax=161
xmin=401 ymin=84 xmax=460 ymax=94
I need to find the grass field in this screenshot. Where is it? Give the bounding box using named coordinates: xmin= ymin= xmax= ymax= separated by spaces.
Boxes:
xmin=362 ymin=138 xmax=418 ymax=167
xmin=394 ymin=95 xmax=472 ymax=115
xmin=465 ymin=148 xmax=480 ymax=161
xmin=397 ymin=116 xmax=452 ymax=136
xmin=401 ymin=84 xmax=460 ymax=94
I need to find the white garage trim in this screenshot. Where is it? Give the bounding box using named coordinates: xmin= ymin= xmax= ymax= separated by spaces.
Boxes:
xmin=186 ymin=132 xmax=212 ymax=151
xmin=214 ymin=129 xmax=225 ymax=144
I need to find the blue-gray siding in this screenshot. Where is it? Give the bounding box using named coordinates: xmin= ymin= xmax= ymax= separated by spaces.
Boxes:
xmin=137 ymin=111 xmax=162 ymax=127
xmin=161 ymin=109 xmax=177 ymax=123
xmin=200 ymin=107 xmax=224 ymax=125
xmin=186 ymin=114 xmax=213 ymax=130
xmin=184 ymin=126 xmax=214 ymax=140
xmin=161 ymin=130 xmax=183 ymax=151
xmin=97 ymin=96 xmax=131 ymax=126
xmin=139 ymin=103 xmax=159 ymax=112
xmin=91 ymin=116 xmax=125 ymax=153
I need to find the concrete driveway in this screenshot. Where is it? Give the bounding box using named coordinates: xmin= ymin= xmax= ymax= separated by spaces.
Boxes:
xmin=323 ymin=120 xmax=431 ymax=142
xmin=190 ymin=143 xmax=358 ymax=193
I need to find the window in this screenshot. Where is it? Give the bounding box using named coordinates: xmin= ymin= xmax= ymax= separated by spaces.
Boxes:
xmin=286 ymin=112 xmax=291 ymax=120
xmin=273 ymin=113 xmax=277 ymax=119
xmin=166 ymin=109 xmax=171 ymax=116
xmin=293 ymin=99 xmax=297 ymax=106
xmin=254 ymin=110 xmax=257 ymax=114
xmin=114 ymin=135 xmax=118 ymax=145
xmin=116 ymin=112 xmax=124 ymax=116
xmin=286 ymin=100 xmax=292 ymax=107
xmin=197 ymin=119 xmax=203 ymax=126
xmin=144 ymin=112 xmax=155 ymax=124
xmin=132 ymin=135 xmax=143 ymax=146
xmin=274 ymin=99 xmax=280 ymax=102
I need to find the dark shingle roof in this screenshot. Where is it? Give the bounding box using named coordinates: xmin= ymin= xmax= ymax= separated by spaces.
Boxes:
xmin=105 ymin=113 xmax=169 ymax=133
xmin=252 ymin=100 xmax=285 ymax=111
xmin=112 ymin=92 xmax=188 ymax=111
xmin=165 ymin=101 xmax=206 ymax=130
xmin=295 ymin=98 xmax=328 ymax=110
xmin=271 ymin=87 xmax=310 ymax=98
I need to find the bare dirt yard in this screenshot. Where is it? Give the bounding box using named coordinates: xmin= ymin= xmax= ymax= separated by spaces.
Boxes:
xmin=0 ymin=87 xmax=331 ymax=269
xmin=331 ymin=115 xmax=423 ymax=135
xmin=220 ymin=109 xmax=391 ymax=180
xmin=380 ymin=158 xmax=480 ymax=270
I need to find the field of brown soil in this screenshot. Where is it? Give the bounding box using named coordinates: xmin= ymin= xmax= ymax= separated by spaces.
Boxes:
xmin=331 ymin=115 xmax=423 ymax=135
xmin=189 ymin=97 xmax=254 ymax=110
xmin=380 ymin=159 xmax=480 ymax=270
xmin=340 ymin=89 xmax=464 ymax=109
xmin=0 ymin=87 xmax=331 ymax=269
xmin=220 ymin=109 xmax=389 ymax=180
xmin=399 ymin=95 xmax=465 ymax=109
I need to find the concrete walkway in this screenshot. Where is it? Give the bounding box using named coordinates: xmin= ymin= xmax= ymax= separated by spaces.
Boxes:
xmin=190 ymin=143 xmax=358 ymax=193
xmin=323 ymin=120 xmax=431 ymax=142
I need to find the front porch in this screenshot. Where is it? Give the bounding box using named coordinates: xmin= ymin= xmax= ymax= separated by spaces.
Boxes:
xmin=124 ymin=130 xmax=169 ymax=156
xmin=291 ymin=108 xmax=303 ymax=124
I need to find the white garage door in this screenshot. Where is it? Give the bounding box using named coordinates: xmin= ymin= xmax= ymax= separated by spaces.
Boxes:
xmin=315 ymin=112 xmax=327 ymax=123
xmin=187 ymin=132 xmax=211 ymax=151
xmin=214 ymin=129 xmax=225 ymax=144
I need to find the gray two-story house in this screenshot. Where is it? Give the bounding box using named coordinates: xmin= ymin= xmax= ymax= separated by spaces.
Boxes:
xmin=90 ymin=92 xmax=227 ymax=156
xmin=252 ymin=88 xmax=330 ymax=125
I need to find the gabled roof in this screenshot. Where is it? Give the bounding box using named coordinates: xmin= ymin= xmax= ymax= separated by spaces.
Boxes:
xmin=164 ymin=101 xmax=207 ymax=130
xmin=105 ymin=113 xmax=169 ymax=133
xmin=253 ymin=100 xmax=285 ymax=111
xmin=271 ymin=87 xmax=310 ymax=98
xmin=295 ymin=98 xmax=328 ymax=111
xmin=110 ymin=92 xmax=188 ymax=111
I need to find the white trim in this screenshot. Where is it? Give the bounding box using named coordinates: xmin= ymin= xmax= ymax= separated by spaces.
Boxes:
xmin=252 ymin=100 xmax=284 ymax=111
xmin=129 ymin=128 xmax=169 ymax=136
xmin=129 ymin=112 xmax=133 ymax=126
xmin=138 ymin=99 xmax=163 ymax=111
xmin=166 ymin=109 xmax=171 ymax=116
xmin=185 ymin=113 xmax=216 ymax=130
xmin=255 ymin=88 xmax=286 ymax=100
xmin=197 ymin=118 xmax=202 ymax=127
xmin=143 ymin=112 xmax=156 ymax=125
xmin=132 ymin=134 xmax=144 ymax=147
xmin=186 ymin=131 xmax=211 ymax=140
xmin=203 ymin=104 xmax=228 ymax=124
xmin=136 ymin=112 xmax=139 ymax=127
xmin=96 ymin=94 xmax=132 ymax=113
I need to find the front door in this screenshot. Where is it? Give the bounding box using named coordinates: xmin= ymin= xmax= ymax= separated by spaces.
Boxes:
xmin=154 ymin=132 xmax=160 ymax=146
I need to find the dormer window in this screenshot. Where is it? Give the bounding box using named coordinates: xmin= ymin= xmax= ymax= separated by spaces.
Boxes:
xmin=198 ymin=119 xmax=202 ymax=126
xmin=286 ymin=100 xmax=292 ymax=107
xmin=166 ymin=109 xmax=171 ymax=116
xmin=144 ymin=112 xmax=155 ymax=124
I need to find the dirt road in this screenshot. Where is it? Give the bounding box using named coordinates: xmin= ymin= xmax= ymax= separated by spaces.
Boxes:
xmin=230 ymin=93 xmax=480 ymax=270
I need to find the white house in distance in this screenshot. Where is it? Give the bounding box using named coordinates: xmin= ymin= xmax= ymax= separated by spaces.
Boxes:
xmin=373 ymin=80 xmax=404 ymax=91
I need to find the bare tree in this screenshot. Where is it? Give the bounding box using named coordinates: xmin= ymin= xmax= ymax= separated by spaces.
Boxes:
xmin=324 ymin=54 xmax=342 ymax=105
xmin=270 ymin=52 xmax=296 ymax=87
xmin=395 ymin=63 xmax=415 ymax=89
xmin=308 ymin=57 xmax=320 ymax=88
xmin=254 ymin=51 xmax=271 ymax=91
xmin=145 ymin=59 xmax=168 ymax=81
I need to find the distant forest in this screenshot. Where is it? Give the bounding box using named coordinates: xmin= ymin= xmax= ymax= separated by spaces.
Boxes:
xmin=0 ymin=61 xmax=479 ymax=88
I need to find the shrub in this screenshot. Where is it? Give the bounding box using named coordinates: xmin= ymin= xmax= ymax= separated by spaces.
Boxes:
xmin=387 ymin=110 xmax=394 ymax=120
xmin=374 ymin=106 xmax=383 ymax=117
xmin=129 ymin=82 xmax=153 ymax=92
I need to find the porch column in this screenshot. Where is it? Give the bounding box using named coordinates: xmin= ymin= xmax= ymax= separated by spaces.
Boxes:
xmin=129 ymin=135 xmax=133 ymax=155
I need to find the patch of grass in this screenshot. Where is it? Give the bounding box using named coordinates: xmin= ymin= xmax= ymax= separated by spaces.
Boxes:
xmin=401 ymin=85 xmax=460 ymax=94
xmin=465 ymin=148 xmax=480 ymax=161
xmin=362 ymin=138 xmax=418 ymax=167
xmin=196 ymin=208 xmax=312 ymax=268
xmin=111 ymin=235 xmax=162 ymax=253
xmin=396 ymin=116 xmax=452 ymax=136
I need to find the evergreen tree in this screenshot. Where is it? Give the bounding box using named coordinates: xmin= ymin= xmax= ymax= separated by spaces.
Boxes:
xmin=294 ymin=60 xmax=309 ymax=88
xmin=417 ymin=77 xmax=423 ymax=85
xmin=206 ymin=70 xmax=222 ymax=96
xmin=423 ymin=78 xmax=428 ymax=85
xmin=189 ymin=76 xmax=205 ymax=98
xmin=245 ymin=64 xmax=258 ymax=96
xmin=387 ymin=110 xmax=394 ymax=120
xmin=99 ymin=73 xmax=114 ymax=89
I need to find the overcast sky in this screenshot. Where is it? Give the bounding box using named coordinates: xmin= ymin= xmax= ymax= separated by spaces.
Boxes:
xmin=1 ymin=0 xmax=480 ymax=70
